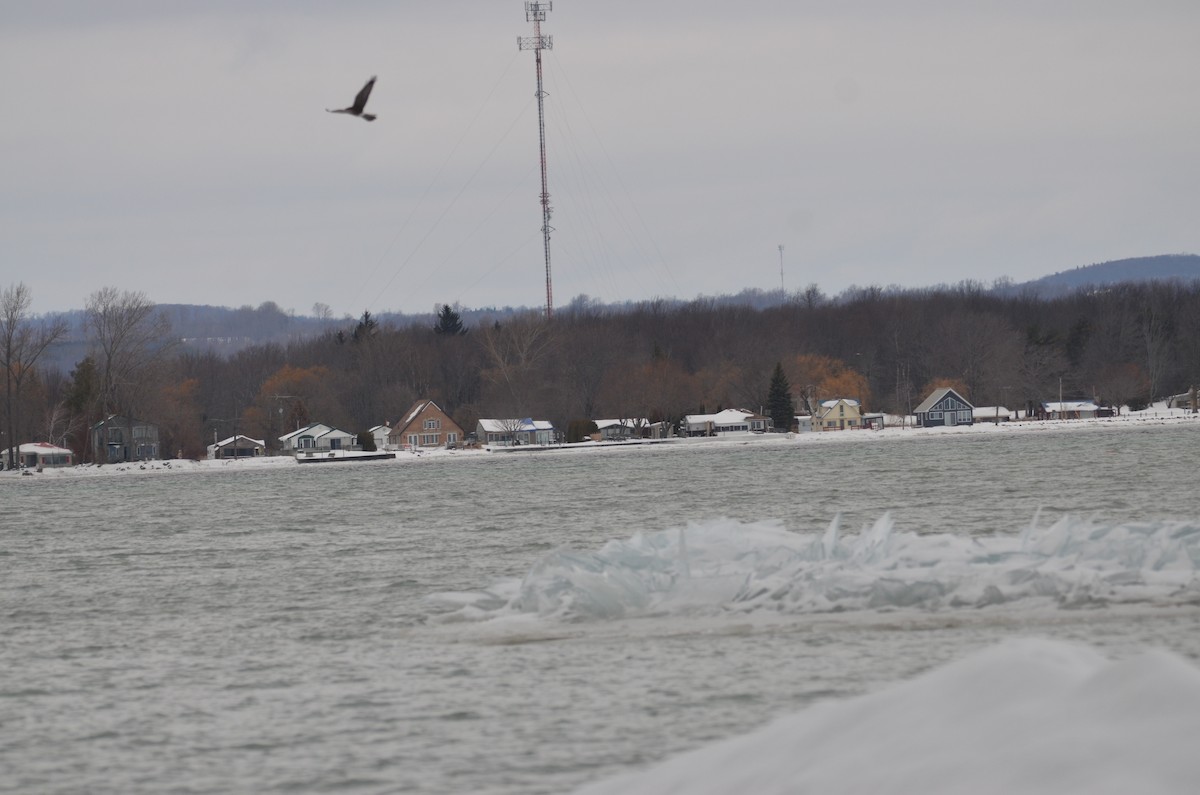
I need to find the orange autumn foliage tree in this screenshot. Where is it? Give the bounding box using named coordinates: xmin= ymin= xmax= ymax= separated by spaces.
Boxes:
xmin=785 ymin=354 xmax=871 ymax=412
xmin=243 ymin=364 xmax=336 ymax=445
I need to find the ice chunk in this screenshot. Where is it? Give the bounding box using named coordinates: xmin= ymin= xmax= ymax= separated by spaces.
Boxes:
xmin=429 ymin=515 xmax=1200 ymax=623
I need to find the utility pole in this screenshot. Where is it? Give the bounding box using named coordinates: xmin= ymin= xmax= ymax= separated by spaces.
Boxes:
xmin=518 ymin=2 xmax=555 ymax=318
xmin=778 ymin=244 xmax=785 ymax=293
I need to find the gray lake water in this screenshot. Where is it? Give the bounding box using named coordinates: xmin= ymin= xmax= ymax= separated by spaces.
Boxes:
xmin=4 ymin=422 xmax=1200 ymax=794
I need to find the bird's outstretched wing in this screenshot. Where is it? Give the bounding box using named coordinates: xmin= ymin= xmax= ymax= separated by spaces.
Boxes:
xmin=351 ymin=76 xmax=377 ymax=114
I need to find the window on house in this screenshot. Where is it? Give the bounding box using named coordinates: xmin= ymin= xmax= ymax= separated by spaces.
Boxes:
xmin=447 ymin=433 xmax=458 ymax=444
xmin=407 ymin=434 xmax=419 ymax=446
xmin=421 ymin=434 xmax=439 ymax=445
xmin=424 ymin=419 xmax=441 ymax=430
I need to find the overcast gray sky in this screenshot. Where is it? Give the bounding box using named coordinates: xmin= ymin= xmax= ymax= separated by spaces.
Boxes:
xmin=3 ymin=1 xmax=1198 ymax=316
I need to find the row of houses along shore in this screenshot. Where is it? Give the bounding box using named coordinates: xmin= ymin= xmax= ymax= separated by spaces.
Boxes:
xmin=8 ymin=387 xmax=1196 ymax=471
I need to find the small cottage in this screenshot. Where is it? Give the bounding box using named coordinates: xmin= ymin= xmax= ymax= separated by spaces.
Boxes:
xmin=592 ymin=418 xmax=650 ymax=441
xmin=682 ymin=409 xmax=772 ymax=436
xmin=476 ymin=418 xmax=556 ymax=446
xmin=2 ymin=442 xmax=74 ymax=470
xmin=1042 ymin=401 xmax=1100 ymax=420
xmin=279 ymin=423 xmax=355 ymax=452
xmin=368 ymin=424 xmax=391 ymax=450
xmin=813 ymin=399 xmax=863 ymax=431
xmin=973 ymin=406 xmax=1013 ymax=423
xmin=913 ymin=388 xmax=974 ymax=428
xmin=207 ymin=435 xmax=266 ymax=459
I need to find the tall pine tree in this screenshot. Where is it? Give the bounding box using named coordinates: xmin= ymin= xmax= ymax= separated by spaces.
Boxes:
xmin=433 ymin=304 xmax=468 ymax=335
xmin=766 ymin=362 xmax=795 ymax=432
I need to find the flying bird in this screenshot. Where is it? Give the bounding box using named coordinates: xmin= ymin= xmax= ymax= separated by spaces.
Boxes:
xmin=327 ymin=76 xmax=377 ymax=121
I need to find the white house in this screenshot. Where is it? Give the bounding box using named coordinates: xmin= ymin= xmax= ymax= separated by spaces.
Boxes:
xmin=1042 ymin=401 xmax=1100 ymax=420
xmin=682 ymin=408 xmax=772 ymax=436
xmin=973 ymin=406 xmax=1013 ymax=423
xmin=476 ymin=418 xmax=556 ymax=446
xmin=368 ymin=424 xmax=391 ymax=450
xmin=279 ymin=422 xmax=356 ymax=452
xmin=2 ymin=442 xmax=74 ymax=470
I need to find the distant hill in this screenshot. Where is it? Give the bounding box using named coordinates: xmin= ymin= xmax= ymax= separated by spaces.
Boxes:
xmin=36 ymin=254 xmax=1200 ymax=374
xmin=1006 ymin=254 xmax=1200 ymax=296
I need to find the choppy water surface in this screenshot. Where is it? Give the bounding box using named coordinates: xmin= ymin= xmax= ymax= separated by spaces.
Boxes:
xmin=4 ymin=423 xmax=1200 ymax=794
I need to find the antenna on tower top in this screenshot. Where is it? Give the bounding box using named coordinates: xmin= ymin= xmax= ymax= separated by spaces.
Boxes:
xmin=517 ymin=2 xmax=555 ymax=318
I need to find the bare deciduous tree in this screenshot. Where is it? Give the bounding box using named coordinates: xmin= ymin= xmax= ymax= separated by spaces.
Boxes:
xmin=84 ymin=287 xmax=174 ymax=460
xmin=2 ymin=283 xmax=68 ymax=469
xmin=478 ymin=314 xmax=555 ymax=416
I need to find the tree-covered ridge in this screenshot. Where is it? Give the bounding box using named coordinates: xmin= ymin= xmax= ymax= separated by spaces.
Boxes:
xmin=5 ymin=279 xmax=1200 ymax=462
xmin=1007 ymin=254 xmax=1200 ymax=296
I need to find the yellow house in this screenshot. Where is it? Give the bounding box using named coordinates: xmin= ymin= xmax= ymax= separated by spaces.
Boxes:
xmin=814 ymin=398 xmax=863 ymax=430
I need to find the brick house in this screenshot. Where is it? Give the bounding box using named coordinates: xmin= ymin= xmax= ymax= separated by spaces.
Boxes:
xmin=388 ymin=399 xmax=464 ymax=449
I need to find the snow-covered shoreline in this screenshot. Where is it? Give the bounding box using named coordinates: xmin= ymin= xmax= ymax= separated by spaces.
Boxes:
xmin=6 ymin=405 xmax=1197 ymax=480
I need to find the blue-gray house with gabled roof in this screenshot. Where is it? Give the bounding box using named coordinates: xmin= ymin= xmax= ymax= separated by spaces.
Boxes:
xmin=913 ymin=387 xmax=975 ymax=428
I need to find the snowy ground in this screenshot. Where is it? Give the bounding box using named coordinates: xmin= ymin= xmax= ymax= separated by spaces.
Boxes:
xmin=571 ymin=636 xmax=1200 ymax=795
xmin=8 ymin=402 xmax=1197 ymax=479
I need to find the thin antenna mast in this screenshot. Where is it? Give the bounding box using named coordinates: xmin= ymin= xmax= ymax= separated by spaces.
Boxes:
xmin=518 ymin=2 xmax=555 ymax=318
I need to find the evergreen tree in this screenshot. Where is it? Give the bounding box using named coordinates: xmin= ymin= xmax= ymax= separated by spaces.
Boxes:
xmin=434 ymin=304 xmax=467 ymax=335
xmin=766 ymin=362 xmax=795 ymax=432
xmin=351 ymin=311 xmax=378 ymax=343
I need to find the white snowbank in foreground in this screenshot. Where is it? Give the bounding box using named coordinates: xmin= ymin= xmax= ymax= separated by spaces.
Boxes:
xmin=573 ymin=638 xmax=1200 ymax=795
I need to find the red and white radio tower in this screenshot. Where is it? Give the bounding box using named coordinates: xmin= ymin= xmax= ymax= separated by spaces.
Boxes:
xmin=518 ymin=2 xmax=555 ymax=318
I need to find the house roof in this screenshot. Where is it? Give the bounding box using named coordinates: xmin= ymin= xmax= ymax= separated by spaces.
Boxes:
xmin=913 ymin=388 xmax=973 ymax=414
xmin=391 ymin=400 xmax=464 ymax=438
xmin=278 ymin=423 xmax=353 ymax=443
xmin=819 ymin=399 xmax=860 ymax=409
xmin=594 ymin=418 xmax=649 ymax=430
xmin=1043 ymin=401 xmax=1100 ymax=412
xmin=403 ymin=400 xmax=432 ymax=425
xmin=393 ymin=399 xmax=455 ymax=434
xmin=90 ymin=414 xmax=153 ymax=429
xmin=3 ymin=442 xmax=73 ymax=456
xmin=684 ymin=408 xmax=763 ymax=425
xmin=477 ymin=418 xmax=555 ymax=433
xmin=213 ymin=435 xmax=266 ymax=448
xmin=279 ymin=422 xmax=331 ymax=442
